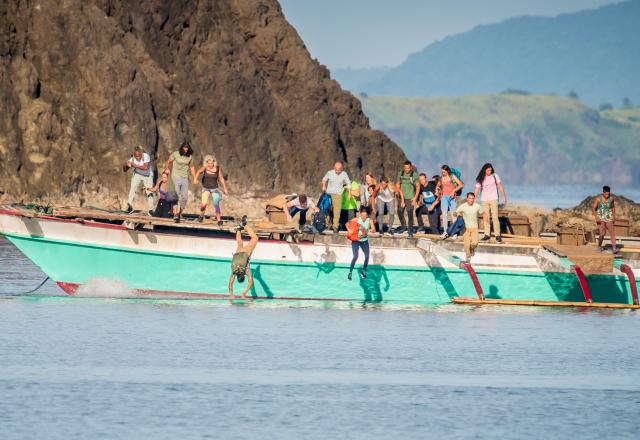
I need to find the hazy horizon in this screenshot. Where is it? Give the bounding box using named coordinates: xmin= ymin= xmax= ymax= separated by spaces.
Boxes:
xmin=279 ymin=0 xmax=621 ymax=69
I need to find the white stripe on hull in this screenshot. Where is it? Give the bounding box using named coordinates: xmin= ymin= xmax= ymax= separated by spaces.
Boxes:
xmin=0 ymin=214 xmax=428 ymax=268
xmin=0 ymin=213 xmax=575 ymax=273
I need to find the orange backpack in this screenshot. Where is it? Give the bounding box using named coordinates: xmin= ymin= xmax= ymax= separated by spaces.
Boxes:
xmin=346 ymin=219 xmax=360 ymax=241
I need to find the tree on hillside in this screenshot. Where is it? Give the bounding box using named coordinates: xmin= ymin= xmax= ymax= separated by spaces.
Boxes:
xmin=501 ymin=88 xmax=530 ymax=96
xmin=599 ymin=103 xmax=613 ymax=111
xmin=568 ymin=90 xmax=579 ymax=100
xmin=623 ymin=97 xmax=633 ymax=109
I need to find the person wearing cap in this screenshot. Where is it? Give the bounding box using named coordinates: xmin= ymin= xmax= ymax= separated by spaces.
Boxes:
xmin=165 ymin=141 xmax=196 ymax=223
xmin=194 ymin=154 xmax=228 ymax=224
xmin=123 ymin=145 xmax=154 ymax=215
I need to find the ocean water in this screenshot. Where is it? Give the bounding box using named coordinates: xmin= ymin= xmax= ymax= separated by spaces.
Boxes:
xmin=1 ymin=239 xmax=640 ymax=439
xmin=491 ymin=184 xmax=639 ymax=210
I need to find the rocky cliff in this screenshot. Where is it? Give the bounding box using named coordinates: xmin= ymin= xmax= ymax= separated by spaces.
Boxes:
xmin=0 ymin=0 xmax=406 ymax=206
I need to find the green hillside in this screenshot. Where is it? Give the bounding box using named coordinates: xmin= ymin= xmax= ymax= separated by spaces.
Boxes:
xmin=361 ymin=94 xmax=640 ymax=186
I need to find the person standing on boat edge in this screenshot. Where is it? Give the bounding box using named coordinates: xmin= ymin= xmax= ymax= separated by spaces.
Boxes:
xmin=453 ymin=192 xmax=488 ymax=263
xmin=397 ymin=161 xmax=420 ymax=237
xmin=375 ymin=177 xmax=395 ymax=235
xmin=123 ymin=145 xmax=154 ymax=215
xmin=348 ymin=206 xmax=371 ymax=281
xmin=440 ymin=165 xmax=463 ymax=238
xmin=321 ymin=161 xmax=351 ymax=233
xmin=592 ymin=185 xmax=618 ymax=254
xmin=164 ymin=142 xmax=196 ymax=223
xmin=360 ymin=173 xmax=377 ymax=208
xmin=474 ymin=163 xmax=507 ymax=242
xmin=340 ymin=179 xmax=360 ymax=231
xmin=194 ymin=154 xmax=228 ymax=225
xmin=228 ymin=217 xmax=258 ymax=303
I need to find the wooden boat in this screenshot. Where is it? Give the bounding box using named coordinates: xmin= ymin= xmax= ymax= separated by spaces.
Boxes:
xmin=1 ymin=204 xmax=638 ymax=307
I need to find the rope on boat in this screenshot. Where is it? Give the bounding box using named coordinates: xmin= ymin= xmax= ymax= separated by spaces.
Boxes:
xmin=2 ymin=276 xmax=51 ymax=296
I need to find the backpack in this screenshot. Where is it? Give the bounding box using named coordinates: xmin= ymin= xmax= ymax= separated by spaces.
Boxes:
xmin=346 ymin=219 xmax=360 ymax=241
xmin=311 ymin=211 xmax=326 ymax=234
xmin=317 ymin=192 xmax=332 ymax=213
xmin=450 ymin=167 xmax=464 ymax=196
xmin=446 ymin=216 xmax=465 ymax=237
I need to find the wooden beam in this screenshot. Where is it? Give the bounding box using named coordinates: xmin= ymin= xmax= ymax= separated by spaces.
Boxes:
xmin=451 ymin=297 xmax=640 ymax=309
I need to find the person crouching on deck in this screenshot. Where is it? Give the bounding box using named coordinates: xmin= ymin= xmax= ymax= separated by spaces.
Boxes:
xmin=285 ymin=194 xmax=319 ymax=229
xmin=123 ymin=145 xmax=154 ymax=215
xmin=194 ymin=154 xmax=228 ymax=225
xmin=453 ymin=192 xmax=488 ymax=263
xmin=228 ymin=217 xmax=258 ymax=303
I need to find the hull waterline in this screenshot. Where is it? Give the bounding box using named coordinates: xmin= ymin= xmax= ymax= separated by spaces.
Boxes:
xmin=1 ymin=208 xmax=638 ymax=305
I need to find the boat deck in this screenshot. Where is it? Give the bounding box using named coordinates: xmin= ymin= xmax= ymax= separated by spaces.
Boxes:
xmin=3 ymin=204 xmax=639 ymax=267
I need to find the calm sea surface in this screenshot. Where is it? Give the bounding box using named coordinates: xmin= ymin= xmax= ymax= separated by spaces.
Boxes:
xmin=494 ymin=184 xmax=638 ymax=209
xmin=1 ymin=235 xmax=640 ymax=439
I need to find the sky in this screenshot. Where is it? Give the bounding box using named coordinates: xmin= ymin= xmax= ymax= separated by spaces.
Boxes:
xmin=279 ymin=0 xmax=620 ymax=69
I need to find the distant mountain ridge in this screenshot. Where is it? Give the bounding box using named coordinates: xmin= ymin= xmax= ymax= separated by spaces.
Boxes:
xmin=361 ymin=94 xmax=640 ymax=186
xmin=336 ymin=0 xmax=640 ymax=106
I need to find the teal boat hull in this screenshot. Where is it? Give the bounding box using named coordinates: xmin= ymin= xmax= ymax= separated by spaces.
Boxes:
xmin=3 ymin=232 xmax=637 ymax=305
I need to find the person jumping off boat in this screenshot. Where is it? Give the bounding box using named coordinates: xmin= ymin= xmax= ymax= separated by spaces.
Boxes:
xmin=228 ymin=216 xmax=258 ymax=302
xmin=593 ymin=185 xmax=619 ymax=255
xmin=347 ymin=206 xmax=371 ymax=280
xmin=194 ymin=154 xmax=228 ymax=225
xmin=123 ymin=145 xmax=154 ymax=215
xmin=453 ymin=192 xmax=488 ymax=263
xmin=164 ymin=141 xmax=196 ymax=223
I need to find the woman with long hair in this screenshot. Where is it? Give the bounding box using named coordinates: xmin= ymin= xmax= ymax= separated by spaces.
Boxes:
xmin=360 ymin=173 xmax=377 ymax=208
xmin=148 ymin=170 xmax=177 ymax=218
xmin=194 ymin=154 xmax=229 ymax=224
xmin=474 ymin=162 xmax=507 ymax=242
xmin=439 ymin=165 xmax=463 ymax=238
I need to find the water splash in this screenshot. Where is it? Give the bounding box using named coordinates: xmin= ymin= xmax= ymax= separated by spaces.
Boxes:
xmin=75 ymin=278 xmax=134 ymax=298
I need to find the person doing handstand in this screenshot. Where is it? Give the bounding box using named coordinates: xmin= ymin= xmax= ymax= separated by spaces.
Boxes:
xmin=228 ymin=217 xmax=258 ymax=302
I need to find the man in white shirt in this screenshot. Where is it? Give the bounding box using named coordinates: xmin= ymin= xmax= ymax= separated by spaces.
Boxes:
xmin=123 ymin=145 xmax=154 ymax=214
xmin=321 ymin=161 xmax=351 ymax=233
xmin=285 ymin=194 xmax=319 ymax=228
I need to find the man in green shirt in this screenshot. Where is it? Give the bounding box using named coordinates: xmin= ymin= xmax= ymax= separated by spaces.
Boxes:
xmin=340 ymin=180 xmax=360 ymax=230
xmin=454 ymin=192 xmax=488 ymax=262
xmin=397 ymin=161 xmax=420 ymax=237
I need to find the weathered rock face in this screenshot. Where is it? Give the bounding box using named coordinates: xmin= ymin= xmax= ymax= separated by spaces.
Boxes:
xmin=0 ymin=0 xmax=406 ymax=205
xmin=519 ymin=195 xmax=640 ymax=237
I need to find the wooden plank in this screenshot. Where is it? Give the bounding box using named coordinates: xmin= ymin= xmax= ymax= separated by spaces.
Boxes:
xmin=452 ymin=297 xmax=640 ymax=309
xmin=48 ymin=207 xmax=299 ymax=235
xmin=543 ymin=244 xmax=567 ymax=258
